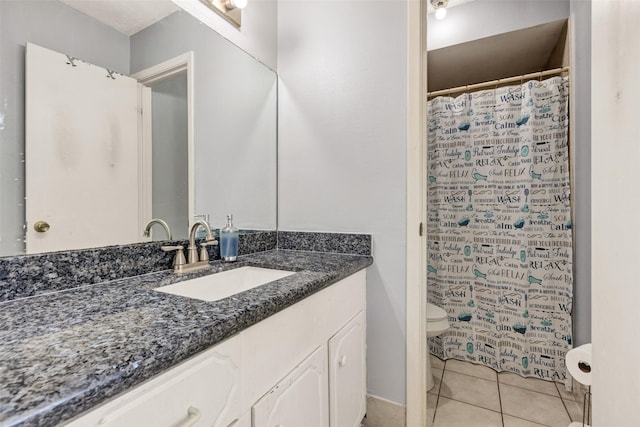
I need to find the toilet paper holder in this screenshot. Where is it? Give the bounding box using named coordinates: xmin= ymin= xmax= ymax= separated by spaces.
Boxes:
xmin=578 ymin=361 xmax=591 ymax=373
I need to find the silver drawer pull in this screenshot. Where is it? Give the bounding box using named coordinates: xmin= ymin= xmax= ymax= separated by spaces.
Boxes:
xmin=177 ymin=406 xmax=201 ymax=427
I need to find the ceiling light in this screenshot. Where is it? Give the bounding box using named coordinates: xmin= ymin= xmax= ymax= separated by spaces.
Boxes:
xmin=430 ymin=0 xmax=448 ymax=20
xmin=224 ymin=0 xmax=247 ymax=10
xmin=200 ymin=0 xmax=246 ymax=27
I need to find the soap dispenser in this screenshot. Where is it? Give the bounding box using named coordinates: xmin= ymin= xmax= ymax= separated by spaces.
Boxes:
xmin=220 ymin=214 xmax=238 ymax=261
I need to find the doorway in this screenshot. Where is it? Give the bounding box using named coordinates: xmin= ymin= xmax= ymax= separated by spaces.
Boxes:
xmin=133 ymin=52 xmax=195 ymax=241
xmin=406 ymin=10 xmax=575 ymax=426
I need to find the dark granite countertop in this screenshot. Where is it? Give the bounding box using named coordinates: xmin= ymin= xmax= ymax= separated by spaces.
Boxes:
xmin=0 ymin=249 xmax=372 ymax=427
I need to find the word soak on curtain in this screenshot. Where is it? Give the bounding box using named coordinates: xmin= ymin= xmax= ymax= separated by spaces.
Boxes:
xmin=427 ymin=76 xmax=573 ymax=382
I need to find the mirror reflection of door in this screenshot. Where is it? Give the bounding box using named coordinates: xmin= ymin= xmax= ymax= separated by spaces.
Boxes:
xmin=149 ymin=75 xmax=189 ymax=241
xmin=25 ymin=43 xmax=141 ymax=253
xmin=134 ymin=52 xmax=195 ymax=242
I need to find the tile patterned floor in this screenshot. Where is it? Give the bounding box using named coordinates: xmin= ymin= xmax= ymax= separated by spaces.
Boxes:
xmin=428 ymin=356 xmax=586 ymax=427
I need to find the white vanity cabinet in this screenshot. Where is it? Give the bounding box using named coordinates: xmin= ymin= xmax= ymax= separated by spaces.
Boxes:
xmin=65 ymin=270 xmax=366 ymax=427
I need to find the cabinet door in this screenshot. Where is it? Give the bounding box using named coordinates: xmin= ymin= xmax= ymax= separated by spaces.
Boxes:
xmin=229 ymin=411 xmax=252 ymax=427
xmin=66 ymin=339 xmax=240 ymax=427
xmin=252 ymin=345 xmax=328 ymax=427
xmin=329 ymin=311 xmax=366 ymax=427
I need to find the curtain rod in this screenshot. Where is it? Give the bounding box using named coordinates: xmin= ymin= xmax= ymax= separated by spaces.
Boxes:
xmin=427 ymin=66 xmax=570 ymax=98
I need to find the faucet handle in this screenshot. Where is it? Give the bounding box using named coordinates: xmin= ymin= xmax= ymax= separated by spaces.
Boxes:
xmin=161 ymin=245 xmax=186 ymax=267
xmin=198 ymin=240 xmax=219 ymax=262
xmin=161 ymin=245 xmax=183 ymax=251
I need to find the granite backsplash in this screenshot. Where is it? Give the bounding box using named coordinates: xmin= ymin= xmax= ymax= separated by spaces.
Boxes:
xmin=0 ymin=231 xmax=371 ymax=302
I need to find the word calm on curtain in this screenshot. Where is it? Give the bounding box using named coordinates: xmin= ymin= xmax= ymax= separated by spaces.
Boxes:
xmin=427 ymin=76 xmax=572 ymax=382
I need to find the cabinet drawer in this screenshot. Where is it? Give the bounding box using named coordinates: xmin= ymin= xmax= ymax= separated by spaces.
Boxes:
xmin=66 ymin=338 xmax=240 ymax=427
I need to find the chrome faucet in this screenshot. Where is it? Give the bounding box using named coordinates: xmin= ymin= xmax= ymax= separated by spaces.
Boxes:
xmin=162 ymin=220 xmax=218 ymax=273
xmin=143 ymin=218 xmax=172 ymax=240
xmin=187 ymin=220 xmax=217 ymax=263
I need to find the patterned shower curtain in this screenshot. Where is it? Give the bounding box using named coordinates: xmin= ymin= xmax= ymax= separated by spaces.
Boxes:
xmin=427 ymin=76 xmax=573 ymax=382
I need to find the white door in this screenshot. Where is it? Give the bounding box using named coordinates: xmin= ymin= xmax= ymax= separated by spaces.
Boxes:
xmin=328 ymin=311 xmax=366 ymax=427
xmin=25 ymin=43 xmax=141 ymax=253
xmin=591 ymin=1 xmax=640 ymax=424
xmin=252 ymin=345 xmax=328 ymax=427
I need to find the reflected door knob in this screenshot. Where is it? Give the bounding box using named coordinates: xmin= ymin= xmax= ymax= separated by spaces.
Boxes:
xmin=34 ymin=221 xmax=50 ymax=233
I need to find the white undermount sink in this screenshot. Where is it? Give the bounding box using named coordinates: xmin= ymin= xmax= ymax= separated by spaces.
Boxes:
xmin=154 ymin=266 xmax=296 ymax=302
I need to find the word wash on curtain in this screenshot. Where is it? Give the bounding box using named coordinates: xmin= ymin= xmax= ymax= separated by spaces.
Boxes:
xmin=426 ymin=76 xmax=572 ymax=382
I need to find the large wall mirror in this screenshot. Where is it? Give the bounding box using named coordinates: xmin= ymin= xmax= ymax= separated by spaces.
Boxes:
xmin=0 ymin=0 xmax=277 ymax=256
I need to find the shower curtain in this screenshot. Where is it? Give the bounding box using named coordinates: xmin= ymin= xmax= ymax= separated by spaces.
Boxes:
xmin=427 ymin=76 xmax=573 ymax=382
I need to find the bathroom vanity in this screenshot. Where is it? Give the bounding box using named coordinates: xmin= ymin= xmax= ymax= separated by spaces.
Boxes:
xmin=67 ymin=270 xmax=365 ymax=427
xmin=0 ymin=248 xmax=372 ymax=427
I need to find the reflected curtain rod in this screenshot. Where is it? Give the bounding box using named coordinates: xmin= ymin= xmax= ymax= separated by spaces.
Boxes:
xmin=427 ymin=66 xmax=570 ymax=98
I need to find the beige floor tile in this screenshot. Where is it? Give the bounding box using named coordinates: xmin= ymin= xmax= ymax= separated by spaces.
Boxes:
xmin=498 ymin=371 xmax=560 ymax=397
xmin=363 ymin=395 xmax=405 ymax=427
xmin=445 ymin=358 xmax=498 ymax=381
xmin=433 ymin=397 xmax=502 ymax=427
xmin=563 ymin=398 xmax=586 ymax=422
xmin=500 ymin=384 xmax=571 ymax=427
xmin=502 ymin=415 xmax=548 ymax=426
xmin=427 ymin=392 xmax=438 ymax=425
xmin=440 ymin=370 xmax=501 ymax=412
xmin=555 ymin=381 xmax=576 ymax=401
xmin=430 ymin=354 xmax=445 ymax=370
xmin=429 ymin=368 xmax=443 ymax=395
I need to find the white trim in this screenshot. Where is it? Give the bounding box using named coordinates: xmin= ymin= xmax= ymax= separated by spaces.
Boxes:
xmin=138 ymin=84 xmax=153 ymax=240
xmin=567 ymin=17 xmax=577 ymax=393
xmin=133 ymin=52 xmax=196 ymax=230
xmin=406 ymin=0 xmax=427 ymax=426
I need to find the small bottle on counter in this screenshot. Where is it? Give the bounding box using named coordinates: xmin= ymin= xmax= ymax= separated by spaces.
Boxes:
xmin=220 ymin=214 xmax=238 ymax=261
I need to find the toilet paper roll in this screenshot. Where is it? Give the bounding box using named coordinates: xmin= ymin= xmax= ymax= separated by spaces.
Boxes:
xmin=566 ymin=343 xmax=592 ymax=385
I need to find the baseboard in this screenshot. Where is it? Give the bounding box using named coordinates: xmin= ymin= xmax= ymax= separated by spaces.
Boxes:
xmin=361 ymin=394 xmax=406 ymax=427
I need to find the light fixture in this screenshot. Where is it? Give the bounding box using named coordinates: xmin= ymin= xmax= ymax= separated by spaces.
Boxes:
xmin=200 ymin=0 xmax=247 ymax=27
xmin=430 ymin=0 xmax=448 ymax=20
xmin=223 ymin=0 xmax=247 ymax=10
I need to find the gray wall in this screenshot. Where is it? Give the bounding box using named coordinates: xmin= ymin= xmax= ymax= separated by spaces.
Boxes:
xmin=0 ymin=0 xmax=129 ymax=255
xmin=131 ymin=10 xmax=278 ymax=231
xmin=569 ymin=0 xmax=591 ymax=346
xmin=427 ymin=0 xmax=590 ymax=346
xmin=277 ymin=0 xmax=408 ymax=404
xmin=151 ymin=75 xmax=189 ymax=241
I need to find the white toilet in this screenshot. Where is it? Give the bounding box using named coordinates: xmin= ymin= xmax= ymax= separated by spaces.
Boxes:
xmin=427 ymin=302 xmax=450 ymax=391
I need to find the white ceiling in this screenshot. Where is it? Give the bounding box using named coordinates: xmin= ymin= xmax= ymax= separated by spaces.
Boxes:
xmin=59 ymin=0 xmax=180 ymax=36
xmin=427 ymin=19 xmax=568 ymax=92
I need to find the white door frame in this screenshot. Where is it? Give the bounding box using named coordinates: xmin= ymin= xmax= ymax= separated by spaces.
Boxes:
xmin=132 ymin=52 xmax=195 ymax=234
xmin=406 ymin=0 xmax=427 ymax=425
